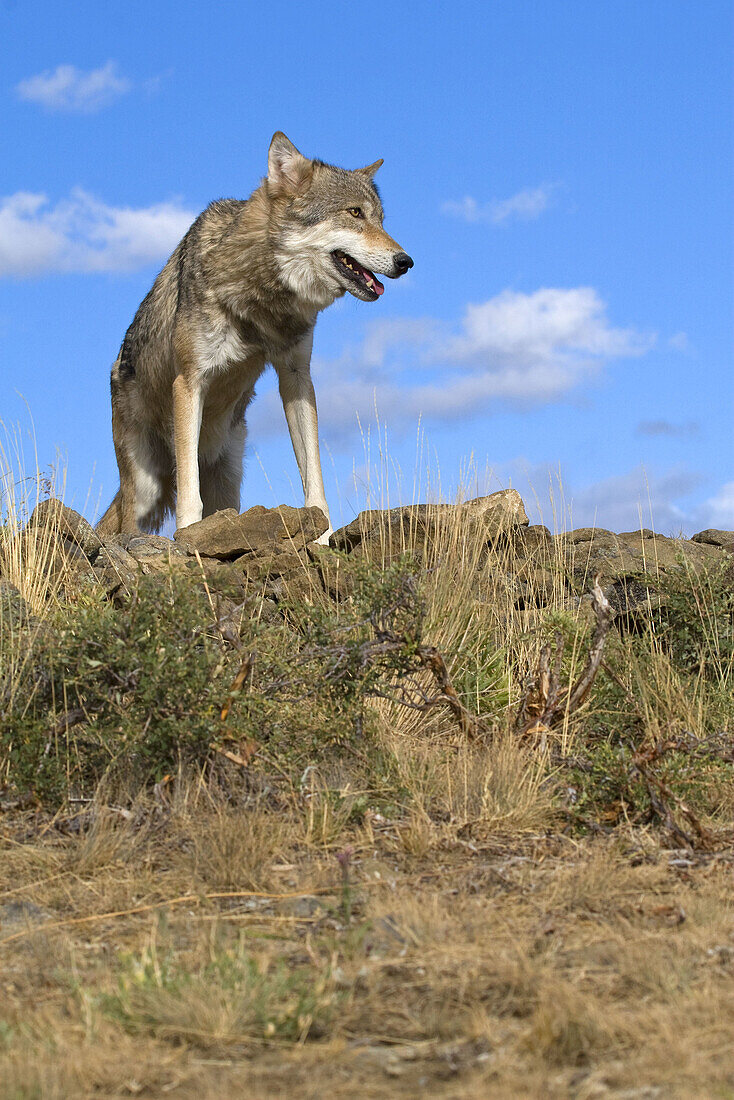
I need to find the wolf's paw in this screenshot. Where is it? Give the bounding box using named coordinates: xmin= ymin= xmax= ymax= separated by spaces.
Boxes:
xmin=315 ymin=526 xmax=334 ymax=547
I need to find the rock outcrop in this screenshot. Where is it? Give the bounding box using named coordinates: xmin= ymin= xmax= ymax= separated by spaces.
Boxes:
xmin=3 ymin=495 xmax=731 ymax=622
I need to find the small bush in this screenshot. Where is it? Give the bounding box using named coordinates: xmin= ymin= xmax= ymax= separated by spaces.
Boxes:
xmin=102 ymin=925 xmax=339 ymax=1049
xmin=653 ymin=556 xmax=734 ymax=677
xmin=1 ymin=557 xmax=439 ymax=805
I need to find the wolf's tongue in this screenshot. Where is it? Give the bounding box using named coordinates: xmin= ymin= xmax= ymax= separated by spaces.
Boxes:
xmin=360 ymin=264 xmax=383 ymax=295
xmin=356 ymin=259 xmax=384 ymax=296
xmin=344 ymin=252 xmax=384 ymax=296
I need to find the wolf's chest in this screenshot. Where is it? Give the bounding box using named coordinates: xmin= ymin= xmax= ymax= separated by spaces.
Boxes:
xmin=196 ymin=310 xmax=312 ymax=375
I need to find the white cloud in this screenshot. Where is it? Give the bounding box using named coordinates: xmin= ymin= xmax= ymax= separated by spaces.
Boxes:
xmin=442 ymin=185 xmax=555 ymax=225
xmin=248 ymin=287 xmax=654 ymax=442
xmin=15 ymin=61 xmax=131 ymax=113
xmin=702 ymin=481 xmax=734 ymax=528
xmin=557 ymin=467 xmax=701 ymax=534
xmin=668 ymin=331 xmax=691 ymax=352
xmin=441 ymin=287 xmax=652 ymax=371
xmin=0 ymin=189 xmax=195 ymax=277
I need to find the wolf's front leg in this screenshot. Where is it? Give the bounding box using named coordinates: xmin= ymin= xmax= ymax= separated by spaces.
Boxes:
xmin=172 ymin=373 xmax=204 ymax=530
xmin=275 ymin=332 xmax=333 ymax=545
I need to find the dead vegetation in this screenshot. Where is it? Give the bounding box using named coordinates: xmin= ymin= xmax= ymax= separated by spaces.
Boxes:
xmin=1 ymin=444 xmax=733 ymax=1098
xmin=1 ymin=798 xmax=733 ymax=1098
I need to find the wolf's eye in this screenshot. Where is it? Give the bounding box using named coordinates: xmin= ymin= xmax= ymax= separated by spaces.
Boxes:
xmin=348 ymin=207 xmax=363 ymax=218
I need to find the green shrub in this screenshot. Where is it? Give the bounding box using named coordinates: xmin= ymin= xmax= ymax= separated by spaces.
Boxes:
xmin=653 ymin=556 xmax=734 ymax=677
xmin=1 ymin=557 xmax=435 ymax=804
xmin=101 ymin=927 xmax=339 ymax=1047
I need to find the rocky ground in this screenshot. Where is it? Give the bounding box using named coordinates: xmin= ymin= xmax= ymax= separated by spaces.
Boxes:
xmin=8 ymin=488 xmax=733 ymax=621
xmin=1 ymin=491 xmax=733 ymax=1098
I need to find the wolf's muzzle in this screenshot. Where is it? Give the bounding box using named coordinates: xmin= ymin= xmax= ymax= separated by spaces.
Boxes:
xmin=393 ymin=252 xmax=414 ymax=277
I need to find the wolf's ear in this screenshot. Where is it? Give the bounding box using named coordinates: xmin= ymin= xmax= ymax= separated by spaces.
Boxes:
xmin=357 ymin=158 xmax=384 ymax=179
xmin=268 ymin=132 xmax=312 ymax=194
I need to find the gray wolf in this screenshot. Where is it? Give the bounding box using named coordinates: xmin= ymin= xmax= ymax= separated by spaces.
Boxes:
xmin=97 ymin=132 xmax=413 ymax=543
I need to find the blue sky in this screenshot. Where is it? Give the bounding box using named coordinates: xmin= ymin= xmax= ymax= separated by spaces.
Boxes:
xmin=1 ymin=0 xmax=732 ymax=534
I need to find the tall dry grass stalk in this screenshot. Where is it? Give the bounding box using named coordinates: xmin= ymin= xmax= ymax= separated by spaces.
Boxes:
xmin=0 ymin=420 xmax=68 ymax=612
xmin=1 ymin=424 xmax=73 ymax=770
xmin=343 ymin=427 xmax=577 ymax=753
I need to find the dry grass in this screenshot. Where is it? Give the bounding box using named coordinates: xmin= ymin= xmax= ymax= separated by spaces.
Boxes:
xmin=1 ymin=441 xmax=732 ymax=1097
xmin=2 ymin=793 xmax=732 ymax=1098
xmin=185 ymin=803 xmax=289 ymax=891
xmin=0 ymin=422 xmax=70 ymax=613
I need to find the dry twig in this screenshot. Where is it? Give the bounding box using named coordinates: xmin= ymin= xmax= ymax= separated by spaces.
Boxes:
xmin=631 ymin=740 xmax=715 ymax=849
xmin=211 ymin=653 xmax=258 ymax=766
xmin=515 ymin=574 xmax=613 ymax=739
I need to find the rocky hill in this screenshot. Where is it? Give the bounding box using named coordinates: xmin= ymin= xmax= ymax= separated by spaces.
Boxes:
xmin=6 ymin=489 xmax=732 ymax=622
xmin=1 ymin=489 xmax=733 ymax=1097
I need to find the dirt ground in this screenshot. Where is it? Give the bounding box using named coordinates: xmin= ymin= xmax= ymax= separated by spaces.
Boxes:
xmin=1 ymin=796 xmax=732 ymax=1100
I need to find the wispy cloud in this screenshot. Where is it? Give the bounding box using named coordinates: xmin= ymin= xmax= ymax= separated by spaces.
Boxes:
xmin=558 ymin=467 xmax=701 ymax=533
xmin=504 ymin=464 xmax=732 ymax=536
xmin=667 ymin=331 xmax=691 ymax=352
xmin=442 ymin=184 xmax=556 ymax=225
xmin=0 ymin=189 xmax=195 ymax=277
xmin=636 ymin=419 xmax=699 ymax=438
xmin=250 ymin=287 xmax=654 ymax=442
xmin=702 ymin=481 xmax=734 ymax=528
xmin=15 ymin=61 xmax=131 ymax=113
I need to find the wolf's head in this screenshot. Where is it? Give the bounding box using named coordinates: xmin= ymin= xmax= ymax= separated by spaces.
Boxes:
xmin=267 ymin=132 xmax=413 ymax=307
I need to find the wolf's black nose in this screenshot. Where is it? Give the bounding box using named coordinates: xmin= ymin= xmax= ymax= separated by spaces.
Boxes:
xmin=393 ymin=252 xmax=414 ymax=276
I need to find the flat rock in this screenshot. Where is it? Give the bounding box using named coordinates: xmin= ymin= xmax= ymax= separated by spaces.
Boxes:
xmin=331 ymin=489 xmax=529 ymax=555
xmin=692 ymin=528 xmax=734 ymax=550
xmin=174 ymin=505 xmax=329 ymax=559
xmin=561 ymin=527 xmax=615 ymax=545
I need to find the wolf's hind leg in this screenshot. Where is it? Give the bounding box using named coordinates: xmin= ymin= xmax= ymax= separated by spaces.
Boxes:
xmin=108 ymin=430 xmax=171 ymax=534
xmin=128 ymin=437 xmax=173 ymax=533
xmin=200 ymin=424 xmax=245 ymax=518
xmin=96 ymin=490 xmax=123 ymax=536
xmin=137 ymin=469 xmax=175 ymax=533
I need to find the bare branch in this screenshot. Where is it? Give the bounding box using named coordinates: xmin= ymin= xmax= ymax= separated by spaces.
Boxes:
xmin=567 ymin=575 xmax=614 ymax=711
xmin=515 ymin=574 xmax=614 ymax=738
xmin=417 ymin=645 xmax=484 ymax=740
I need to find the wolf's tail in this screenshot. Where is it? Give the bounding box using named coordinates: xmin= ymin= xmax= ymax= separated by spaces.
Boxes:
xmin=96 ymin=490 xmax=122 ymax=535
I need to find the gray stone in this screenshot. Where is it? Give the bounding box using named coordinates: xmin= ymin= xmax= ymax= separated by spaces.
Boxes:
xmin=124 ymin=534 xmax=183 ymax=560
xmin=94 ymin=542 xmax=139 ymax=597
xmin=27 ymin=498 xmax=102 ymax=561
xmin=692 ymin=528 xmax=734 ymax=550
xmin=0 ymin=900 xmax=49 ymax=929
xmin=330 ymin=490 xmax=529 ymax=556
xmin=307 ymin=543 xmax=355 ymax=602
xmin=174 ymin=505 xmax=329 ymax=559
xmin=498 ymin=524 xmax=553 ymax=560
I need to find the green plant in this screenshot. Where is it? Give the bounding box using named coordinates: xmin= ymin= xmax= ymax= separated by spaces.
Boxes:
xmin=102 ymin=925 xmax=340 ymax=1048
xmin=652 ymin=556 xmax=734 ymax=677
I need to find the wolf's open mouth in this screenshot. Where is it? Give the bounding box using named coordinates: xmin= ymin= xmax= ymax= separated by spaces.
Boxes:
xmin=331 ymin=250 xmax=384 ymax=299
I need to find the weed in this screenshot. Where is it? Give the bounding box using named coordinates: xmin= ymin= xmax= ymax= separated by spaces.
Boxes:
xmin=102 ymin=923 xmax=340 ymax=1049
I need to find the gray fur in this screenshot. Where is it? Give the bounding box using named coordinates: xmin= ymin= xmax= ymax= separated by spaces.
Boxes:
xmin=97 ymin=133 xmax=412 ymax=538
